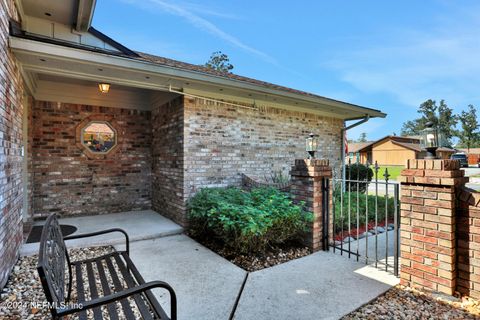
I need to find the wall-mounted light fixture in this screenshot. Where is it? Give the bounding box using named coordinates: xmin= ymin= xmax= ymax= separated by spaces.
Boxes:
xmin=98 ymin=83 xmax=110 ymax=94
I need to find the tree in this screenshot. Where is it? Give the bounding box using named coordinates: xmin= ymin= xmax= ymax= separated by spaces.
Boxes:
xmin=205 ymin=51 xmax=234 ymax=73
xmin=357 ymin=132 xmax=367 ymax=142
xmin=457 ymin=104 xmax=479 ymax=152
xmin=401 ymin=99 xmax=457 ymax=145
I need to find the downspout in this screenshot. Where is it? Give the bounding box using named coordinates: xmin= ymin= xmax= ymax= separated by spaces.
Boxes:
xmin=341 ymin=115 xmax=370 ymax=183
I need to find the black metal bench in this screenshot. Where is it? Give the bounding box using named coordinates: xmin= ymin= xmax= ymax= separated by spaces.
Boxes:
xmin=37 ymin=214 xmax=177 ymax=319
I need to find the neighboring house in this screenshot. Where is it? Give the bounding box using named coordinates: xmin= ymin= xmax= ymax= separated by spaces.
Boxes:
xmin=0 ymin=0 xmax=386 ymax=288
xmin=347 ymin=142 xmax=373 ymax=164
xmin=349 ymin=136 xmax=455 ymax=166
xmin=458 ymin=148 xmax=480 ymax=165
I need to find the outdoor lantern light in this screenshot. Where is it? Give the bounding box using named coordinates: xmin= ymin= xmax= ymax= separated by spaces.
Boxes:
xmin=98 ymin=83 xmax=110 ymax=94
xmin=305 ymin=133 xmax=318 ymax=159
xmin=421 ymin=121 xmax=440 ymax=159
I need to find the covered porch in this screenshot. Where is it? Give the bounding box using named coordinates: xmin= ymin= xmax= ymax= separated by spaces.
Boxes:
xmin=12 ymin=39 xmax=190 ymax=224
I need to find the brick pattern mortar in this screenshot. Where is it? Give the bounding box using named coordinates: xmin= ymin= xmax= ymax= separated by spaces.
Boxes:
xmin=0 ymin=0 xmax=24 ymax=289
xmin=399 ymin=159 xmax=465 ymax=295
xmin=32 ymin=101 xmax=152 ymax=217
xmin=151 ymin=96 xmax=185 ymax=226
xmin=183 ymin=97 xmax=342 ymax=200
xmin=457 ymin=187 xmax=480 ymax=299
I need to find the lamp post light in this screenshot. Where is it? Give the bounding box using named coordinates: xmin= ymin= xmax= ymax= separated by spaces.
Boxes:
xmin=305 ymin=133 xmax=318 ymax=159
xmin=422 ymin=121 xmax=440 ymax=159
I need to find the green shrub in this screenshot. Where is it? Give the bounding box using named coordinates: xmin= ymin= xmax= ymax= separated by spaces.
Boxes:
xmin=345 ymin=163 xmax=374 ymax=193
xmin=333 ymin=191 xmax=396 ymax=233
xmin=188 ymin=187 xmax=312 ymax=254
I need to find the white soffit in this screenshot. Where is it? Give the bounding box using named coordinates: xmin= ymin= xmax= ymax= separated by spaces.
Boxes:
xmin=32 ymin=74 xmax=176 ymax=110
xmin=21 ymin=0 xmax=77 ymax=25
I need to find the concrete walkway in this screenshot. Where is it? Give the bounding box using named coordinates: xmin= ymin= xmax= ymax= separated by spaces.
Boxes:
xmin=21 ymin=210 xmax=399 ymax=319
xmin=122 ymin=235 xmax=398 ymax=320
xmin=20 ymin=210 xmax=183 ymax=256
xmin=125 ymin=235 xmax=246 ymax=320
xmin=234 ymin=251 xmax=398 ymax=320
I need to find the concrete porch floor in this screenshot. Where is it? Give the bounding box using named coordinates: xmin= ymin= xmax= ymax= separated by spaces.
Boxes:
xmin=20 ymin=210 xmax=184 ymax=256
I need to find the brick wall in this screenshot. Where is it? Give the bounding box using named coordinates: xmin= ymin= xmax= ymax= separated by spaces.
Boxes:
xmin=456 ymin=188 xmax=480 ymax=299
xmin=183 ymin=97 xmax=343 ymax=200
xmin=0 ymin=0 xmax=24 ymax=289
xmin=31 ymin=101 xmax=152 ymax=217
xmin=399 ymin=159 xmax=466 ymax=295
xmin=290 ymin=159 xmax=332 ymax=251
xmin=151 ymin=96 xmax=186 ymax=226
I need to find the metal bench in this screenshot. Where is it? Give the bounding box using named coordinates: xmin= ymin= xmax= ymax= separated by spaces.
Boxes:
xmin=37 ymin=214 xmax=177 ymax=319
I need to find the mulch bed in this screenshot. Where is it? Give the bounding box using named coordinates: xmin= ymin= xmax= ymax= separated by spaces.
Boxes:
xmin=334 ymin=219 xmax=394 ymax=242
xmin=341 ymin=285 xmax=480 ymax=320
xmin=188 ymin=235 xmax=311 ymax=272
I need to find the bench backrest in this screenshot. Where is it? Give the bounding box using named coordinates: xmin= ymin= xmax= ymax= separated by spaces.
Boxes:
xmin=37 ymin=214 xmax=71 ymax=307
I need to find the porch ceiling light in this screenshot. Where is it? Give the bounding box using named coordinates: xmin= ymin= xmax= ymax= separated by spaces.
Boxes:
xmin=306 ymin=133 xmax=318 ymax=159
xmin=98 ymin=83 xmax=110 ymax=94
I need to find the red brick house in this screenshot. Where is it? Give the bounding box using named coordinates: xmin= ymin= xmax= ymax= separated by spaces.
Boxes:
xmin=0 ymin=0 xmax=386 ymax=288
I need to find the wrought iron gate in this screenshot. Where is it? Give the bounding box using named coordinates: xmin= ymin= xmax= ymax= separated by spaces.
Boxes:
xmin=324 ymin=160 xmax=401 ymax=276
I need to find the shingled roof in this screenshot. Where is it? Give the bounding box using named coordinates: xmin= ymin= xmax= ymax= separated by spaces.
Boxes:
xmin=9 ymin=20 xmax=385 ymax=118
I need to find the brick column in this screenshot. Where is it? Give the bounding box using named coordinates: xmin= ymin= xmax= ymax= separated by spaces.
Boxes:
xmin=290 ymin=159 xmax=332 ymax=251
xmin=399 ymin=159 xmax=468 ymax=295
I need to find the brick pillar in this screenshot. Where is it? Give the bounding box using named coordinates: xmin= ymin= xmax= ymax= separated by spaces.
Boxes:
xmin=399 ymin=159 xmax=468 ymax=295
xmin=290 ymin=159 xmax=332 ymax=252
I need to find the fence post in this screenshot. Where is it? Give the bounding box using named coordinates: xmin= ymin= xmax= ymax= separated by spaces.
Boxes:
xmin=399 ymin=159 xmax=468 ymax=295
xmin=290 ymin=159 xmax=332 ymax=252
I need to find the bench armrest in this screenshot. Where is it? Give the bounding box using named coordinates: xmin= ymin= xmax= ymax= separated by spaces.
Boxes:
xmin=57 ymin=280 xmax=177 ymax=320
xmin=64 ymin=228 xmax=129 ymax=254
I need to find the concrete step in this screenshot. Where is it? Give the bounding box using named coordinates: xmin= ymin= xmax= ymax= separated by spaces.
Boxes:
xmin=20 ymin=210 xmax=184 ymax=256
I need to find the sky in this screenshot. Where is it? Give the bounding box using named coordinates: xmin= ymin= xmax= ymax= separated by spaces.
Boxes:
xmin=93 ymin=0 xmax=480 ymax=141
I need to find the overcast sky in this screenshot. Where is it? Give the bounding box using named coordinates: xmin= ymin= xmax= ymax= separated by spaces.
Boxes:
xmin=93 ymin=0 xmax=480 ymax=141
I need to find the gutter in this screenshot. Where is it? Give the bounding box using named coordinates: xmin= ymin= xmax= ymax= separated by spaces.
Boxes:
xmin=341 ymin=115 xmax=371 ymax=181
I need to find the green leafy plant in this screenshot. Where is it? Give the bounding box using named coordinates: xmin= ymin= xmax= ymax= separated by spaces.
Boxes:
xmin=188 ymin=187 xmax=312 ymax=254
xmin=345 ymin=163 xmax=374 ymax=193
xmin=333 ymin=191 xmax=396 ymax=234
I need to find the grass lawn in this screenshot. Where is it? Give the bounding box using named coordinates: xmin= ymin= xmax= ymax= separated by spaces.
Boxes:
xmin=374 ymin=166 xmax=404 ymax=181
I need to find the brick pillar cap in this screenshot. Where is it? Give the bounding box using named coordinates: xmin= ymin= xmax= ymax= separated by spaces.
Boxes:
xmin=400 ymin=159 xmax=468 ymax=186
xmin=294 ymin=159 xmax=330 ymax=167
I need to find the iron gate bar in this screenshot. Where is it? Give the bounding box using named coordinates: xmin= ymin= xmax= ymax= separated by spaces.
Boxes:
xmin=348 ymin=159 xmax=352 ymax=258
xmin=374 ymin=162 xmax=379 ymax=268
xmin=365 ymin=163 xmax=369 ymax=265
xmin=323 ymin=178 xmax=330 ymax=251
xmin=356 ymin=164 xmax=360 ymax=261
xmin=385 ymin=168 xmax=390 ymax=272
xmin=330 ymin=160 xmax=400 ymax=277
xmin=322 ymin=177 xmax=330 ymax=251
xmin=394 ymin=184 xmax=400 ymax=276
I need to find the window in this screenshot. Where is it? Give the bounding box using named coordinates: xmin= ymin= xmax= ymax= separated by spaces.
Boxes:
xmin=81 ymin=121 xmax=117 ymax=153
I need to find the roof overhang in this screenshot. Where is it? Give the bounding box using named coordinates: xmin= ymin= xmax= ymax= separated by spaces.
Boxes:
xmin=15 ymin=0 xmax=96 ymax=31
xmin=76 ymin=0 xmax=96 ymax=32
xmin=9 ymin=36 xmax=386 ymax=120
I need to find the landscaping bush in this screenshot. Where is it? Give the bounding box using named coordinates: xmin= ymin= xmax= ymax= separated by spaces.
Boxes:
xmin=188 ymin=187 xmax=312 ymax=254
xmin=333 ymin=191 xmax=396 ymax=234
xmin=345 ymin=163 xmax=374 ymax=193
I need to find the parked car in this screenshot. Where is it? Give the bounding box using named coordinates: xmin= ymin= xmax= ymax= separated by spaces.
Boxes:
xmin=451 ymin=153 xmax=469 ymax=168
